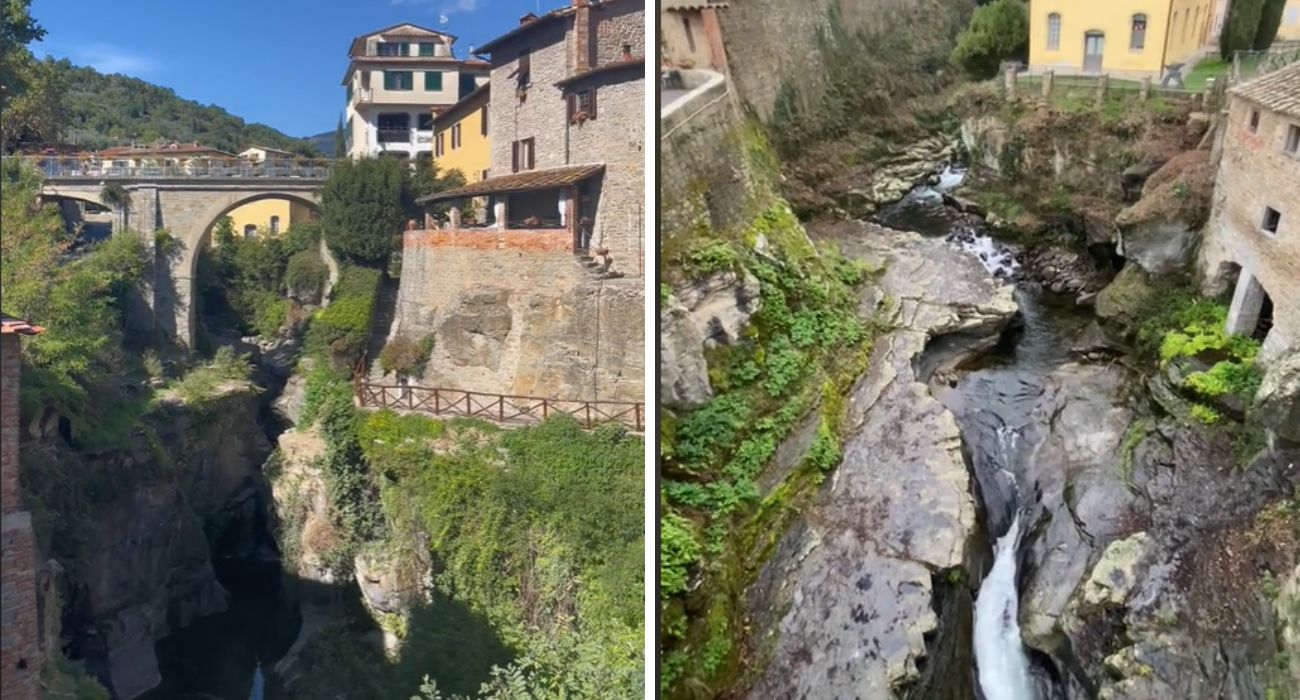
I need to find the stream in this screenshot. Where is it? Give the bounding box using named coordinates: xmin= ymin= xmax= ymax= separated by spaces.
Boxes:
xmin=877 ymin=166 xmax=1092 ymax=700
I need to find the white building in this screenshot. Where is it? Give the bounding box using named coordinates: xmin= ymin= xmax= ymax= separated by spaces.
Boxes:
xmin=342 ymin=23 xmax=490 ymax=162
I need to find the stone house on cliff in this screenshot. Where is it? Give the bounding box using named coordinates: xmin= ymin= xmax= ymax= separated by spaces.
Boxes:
xmin=1 ymin=314 xmax=45 ymax=700
xmin=1200 ymin=63 xmax=1300 ymax=362
xmin=418 ymin=0 xmax=645 ymax=277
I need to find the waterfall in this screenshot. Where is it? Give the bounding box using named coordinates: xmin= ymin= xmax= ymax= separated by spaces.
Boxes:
xmin=974 ymin=515 xmax=1037 ymax=700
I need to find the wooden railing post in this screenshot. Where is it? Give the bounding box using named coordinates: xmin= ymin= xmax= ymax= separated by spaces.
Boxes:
xmin=434 ymin=388 xmax=440 ymax=415
xmin=585 ymin=403 xmax=593 ymax=429
xmin=543 ymin=400 xmax=549 ymax=420
xmin=635 ymin=404 xmax=642 ymax=432
xmin=499 ymin=396 xmax=505 ymax=422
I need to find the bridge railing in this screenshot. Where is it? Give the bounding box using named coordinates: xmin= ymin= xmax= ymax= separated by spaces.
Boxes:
xmin=355 ymin=381 xmax=644 ymax=432
xmin=1 ymin=155 xmax=335 ymax=180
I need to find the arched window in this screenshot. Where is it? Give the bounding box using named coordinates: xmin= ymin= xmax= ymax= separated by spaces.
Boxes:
xmin=1131 ymin=13 xmax=1147 ymax=50
xmin=244 ymin=224 xmax=258 ymax=239
xmin=270 ymin=215 xmax=281 ymax=234
xmin=1047 ymin=13 xmax=1062 ymax=51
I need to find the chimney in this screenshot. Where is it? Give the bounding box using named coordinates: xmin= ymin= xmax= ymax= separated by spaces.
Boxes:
xmin=572 ymin=0 xmax=591 ymax=73
xmin=520 ymin=12 xmax=537 ymax=24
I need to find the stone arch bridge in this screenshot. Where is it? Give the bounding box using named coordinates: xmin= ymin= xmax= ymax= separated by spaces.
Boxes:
xmin=17 ymin=158 xmax=332 ymax=348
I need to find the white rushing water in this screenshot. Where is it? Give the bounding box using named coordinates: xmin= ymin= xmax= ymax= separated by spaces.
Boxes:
xmin=974 ymin=514 xmax=1037 ymax=700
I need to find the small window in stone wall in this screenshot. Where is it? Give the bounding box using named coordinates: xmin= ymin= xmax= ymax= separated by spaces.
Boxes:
xmin=1261 ymin=206 xmax=1281 ymax=235
xmin=1249 ymin=109 xmax=1261 ymax=133
xmin=1285 ymin=124 xmax=1300 ymax=155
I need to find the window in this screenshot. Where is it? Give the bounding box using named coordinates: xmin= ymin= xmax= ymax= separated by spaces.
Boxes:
xmin=244 ymin=224 xmax=258 ymax=239
xmin=1285 ymin=124 xmax=1299 ymax=155
xmin=424 ymin=71 xmax=443 ymax=91
xmin=567 ymin=88 xmax=598 ymax=123
xmin=378 ymin=113 xmax=410 ymax=143
xmin=481 ymin=169 xmax=489 ymax=181
xmin=683 ymin=15 xmax=697 ymax=53
xmin=517 ymin=49 xmax=531 ymax=86
xmin=1249 ymin=109 xmax=1261 ymax=133
xmin=377 ymin=42 xmax=406 ymax=57
xmin=384 ymin=71 xmax=414 ymax=90
xmin=1047 ymin=13 xmax=1061 ymax=50
xmin=452 ymin=123 xmax=461 ymax=149
xmin=1262 ymin=207 xmax=1281 ymax=234
xmin=436 ymin=132 xmax=445 ymax=157
xmin=511 ymin=138 xmax=535 ymax=172
xmin=270 ymin=216 xmax=280 ymax=234
xmin=1130 ymin=13 xmax=1147 ymax=50
xmin=417 ymin=113 xmax=434 ymax=131
xmin=480 ymin=106 xmax=488 ymax=136
xmin=418 ymin=42 xmax=436 ymax=56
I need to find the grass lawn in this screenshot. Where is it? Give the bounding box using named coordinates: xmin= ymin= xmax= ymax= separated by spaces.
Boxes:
xmin=1184 ymin=56 xmax=1230 ymax=91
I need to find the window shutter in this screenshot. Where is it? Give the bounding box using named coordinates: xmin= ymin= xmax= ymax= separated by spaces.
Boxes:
xmin=481 ymin=106 xmax=488 ymax=136
xmin=512 ymin=141 xmax=519 ymax=172
xmin=589 ymin=89 xmax=597 ymax=119
xmin=567 ymin=94 xmax=576 ymax=123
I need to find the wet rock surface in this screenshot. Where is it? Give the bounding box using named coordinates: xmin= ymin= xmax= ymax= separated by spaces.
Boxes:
xmin=659 ymin=271 xmax=762 ymax=411
xmin=745 ymin=222 xmax=1015 ymax=699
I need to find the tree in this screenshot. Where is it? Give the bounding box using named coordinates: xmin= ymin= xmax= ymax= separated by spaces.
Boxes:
xmin=1 ymin=1 xmax=64 ymax=151
xmin=319 ymin=158 xmax=415 ymax=264
xmin=334 ymin=115 xmax=346 ymax=158
xmin=1221 ymin=0 xmax=1264 ymax=59
xmin=411 ymin=159 xmax=466 ymax=221
xmin=1254 ymin=0 xmax=1287 ymax=50
xmin=950 ymin=0 xmax=1029 ymax=80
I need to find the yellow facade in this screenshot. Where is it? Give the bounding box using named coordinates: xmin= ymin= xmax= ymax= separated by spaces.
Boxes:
xmin=432 ymin=87 xmax=490 ymax=183
xmin=1029 ymin=0 xmax=1215 ymax=78
xmin=224 ymin=199 xmax=317 ymax=240
xmin=1279 ymin=0 xmax=1300 ymax=41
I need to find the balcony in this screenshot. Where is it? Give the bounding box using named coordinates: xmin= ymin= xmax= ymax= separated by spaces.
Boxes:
xmin=377 ymin=127 xmax=412 ymax=144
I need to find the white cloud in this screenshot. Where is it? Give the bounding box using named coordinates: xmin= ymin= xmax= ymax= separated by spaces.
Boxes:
xmin=39 ymin=42 xmax=158 ymax=76
xmin=387 ymin=0 xmax=482 ymax=16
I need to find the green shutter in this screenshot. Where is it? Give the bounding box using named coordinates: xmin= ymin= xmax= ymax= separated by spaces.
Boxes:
xmin=424 ymin=71 xmax=443 ymax=91
xmin=419 ymin=42 xmax=435 ymax=56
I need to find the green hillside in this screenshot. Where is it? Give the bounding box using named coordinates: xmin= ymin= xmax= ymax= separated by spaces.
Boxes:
xmin=50 ymin=59 xmax=320 ymax=156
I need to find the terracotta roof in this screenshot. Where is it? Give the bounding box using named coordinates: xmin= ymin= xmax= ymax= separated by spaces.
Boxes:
xmin=433 ymin=82 xmax=491 ymax=128
xmin=1 ymin=314 xmax=44 ymax=335
xmin=348 ymin=23 xmax=458 ymax=56
xmin=555 ymin=57 xmax=644 ymax=88
xmin=419 ymin=164 xmax=604 ymax=202
xmin=98 ymin=142 xmax=237 ymax=158
xmin=242 ymin=145 xmax=296 ymax=155
xmin=1230 ymin=63 xmax=1300 ymax=118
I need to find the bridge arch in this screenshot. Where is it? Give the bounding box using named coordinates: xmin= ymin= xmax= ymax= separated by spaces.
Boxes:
xmin=174 ymin=190 xmax=323 ymax=348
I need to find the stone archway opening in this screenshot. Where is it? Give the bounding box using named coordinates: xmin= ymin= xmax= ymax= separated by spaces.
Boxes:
xmin=188 ymin=193 xmax=324 ymax=350
xmin=41 ymin=194 xmax=114 ymax=250
xmin=1225 ymin=270 xmax=1275 ymax=345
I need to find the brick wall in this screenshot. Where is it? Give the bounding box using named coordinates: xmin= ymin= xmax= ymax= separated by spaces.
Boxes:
xmin=405 ymin=227 xmax=573 ymax=252
xmin=390 ymin=240 xmax=644 ymax=404
xmin=1199 ymin=96 xmax=1300 ymax=358
xmin=1 ymin=334 xmax=42 ymax=700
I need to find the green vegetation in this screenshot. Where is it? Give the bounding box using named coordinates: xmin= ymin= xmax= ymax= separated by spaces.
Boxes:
xmin=1219 ymin=0 xmax=1285 ymax=58
xmin=164 ymin=346 xmax=255 ymax=406
xmin=304 ymin=265 xmax=381 ymax=369
xmin=378 ymin=333 xmax=436 ymax=378
xmin=285 ymin=247 xmax=329 ymax=301
xmin=951 ymin=0 xmax=1030 ymax=79
xmin=1184 ymin=57 xmax=1231 ymax=92
xmin=320 ymin=158 xmax=418 ymax=264
xmin=1255 ymin=0 xmax=1288 ymax=50
xmin=660 ymin=125 xmax=882 ymax=695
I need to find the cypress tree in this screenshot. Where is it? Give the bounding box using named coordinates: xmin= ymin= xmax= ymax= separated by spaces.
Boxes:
xmin=1253 ymin=0 xmax=1287 ymax=50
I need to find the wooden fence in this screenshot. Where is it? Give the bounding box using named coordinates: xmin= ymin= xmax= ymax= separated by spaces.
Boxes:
xmin=355 ymin=381 xmax=644 ymax=432
xmin=1001 ymin=68 xmax=1221 ymax=110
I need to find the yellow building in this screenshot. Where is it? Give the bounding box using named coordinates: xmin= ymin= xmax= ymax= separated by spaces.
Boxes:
xmin=1029 ymin=0 xmax=1216 ymax=79
xmin=225 ymin=199 xmax=318 ymax=240
xmin=432 ymin=82 xmax=490 ymax=184
xmin=1279 ymin=0 xmax=1300 ymax=41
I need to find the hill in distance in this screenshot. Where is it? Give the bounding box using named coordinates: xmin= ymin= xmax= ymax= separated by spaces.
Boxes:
xmin=52 ymin=59 xmax=321 ymax=157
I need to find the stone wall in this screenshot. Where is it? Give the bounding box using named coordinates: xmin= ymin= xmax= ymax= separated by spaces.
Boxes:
xmin=389 ymin=230 xmax=644 ymax=403
xmin=1 ymin=334 xmax=41 ymax=700
xmin=566 ymin=69 xmax=646 ymax=276
xmin=1199 ymin=95 xmax=1300 ymax=359
xmin=591 ymin=0 xmax=643 ymax=64
xmin=487 ymin=21 xmax=571 ymax=175
xmin=715 ymin=0 xmax=972 ymax=121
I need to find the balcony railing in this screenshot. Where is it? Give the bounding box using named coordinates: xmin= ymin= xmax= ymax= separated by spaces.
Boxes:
xmin=377 ymin=127 xmax=413 ymax=144
xmin=2 ymin=155 xmax=335 ymax=181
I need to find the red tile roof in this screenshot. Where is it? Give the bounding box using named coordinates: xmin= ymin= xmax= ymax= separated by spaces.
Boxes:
xmin=1 ymin=314 xmax=44 ymax=335
xmin=418 ymin=164 xmax=604 ymax=202
xmin=554 ymin=57 xmax=645 ymax=88
xmin=98 ymin=142 xmax=237 ymax=158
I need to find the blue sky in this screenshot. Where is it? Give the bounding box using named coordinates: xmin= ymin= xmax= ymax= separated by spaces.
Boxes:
xmin=31 ymin=0 xmax=555 ymax=137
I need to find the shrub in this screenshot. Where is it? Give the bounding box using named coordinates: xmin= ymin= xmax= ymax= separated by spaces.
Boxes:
xmin=168 ymin=346 xmax=255 ymax=405
xmin=951 ymin=0 xmax=1029 ymax=79
xmin=660 ymin=513 xmax=700 ymax=597
xmin=286 ymin=248 xmax=329 ymax=302
xmin=379 ymin=333 xmax=436 ymax=378
xmin=306 ymin=265 xmax=381 ymax=369
xmin=248 ymin=290 xmax=289 ymax=338
xmin=320 ymin=158 xmax=416 ymax=264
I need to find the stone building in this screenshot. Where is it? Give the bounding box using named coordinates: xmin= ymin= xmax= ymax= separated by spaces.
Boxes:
xmin=660 ymin=0 xmax=728 ymax=73
xmin=1200 ymin=63 xmax=1300 ymax=362
xmin=419 ymin=0 xmax=645 ymax=277
xmin=1 ymin=314 xmax=44 ymax=700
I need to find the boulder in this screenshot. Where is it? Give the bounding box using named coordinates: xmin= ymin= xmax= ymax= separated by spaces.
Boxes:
xmin=1251 ymin=352 xmax=1300 ymax=444
xmin=660 ymin=271 xmax=762 ymax=411
xmin=1095 ymin=265 xmax=1158 ymax=330
xmin=1115 ymin=150 xmax=1214 ymax=277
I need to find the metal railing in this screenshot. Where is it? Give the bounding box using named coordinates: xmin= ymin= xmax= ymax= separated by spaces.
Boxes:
xmin=377 ymin=127 xmax=413 ymax=144
xmin=1232 ymin=43 xmax=1300 ymax=85
xmin=2 ymin=155 xmax=335 ymax=181
xmin=355 ymin=381 xmax=644 ymax=432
